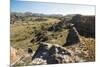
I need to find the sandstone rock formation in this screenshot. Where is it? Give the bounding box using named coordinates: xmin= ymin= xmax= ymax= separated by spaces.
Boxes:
xmin=11 ymin=47 xmax=17 ymax=64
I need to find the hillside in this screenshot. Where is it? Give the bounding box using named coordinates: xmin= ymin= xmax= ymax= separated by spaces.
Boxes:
xmin=10 ymin=13 xmax=95 ymax=66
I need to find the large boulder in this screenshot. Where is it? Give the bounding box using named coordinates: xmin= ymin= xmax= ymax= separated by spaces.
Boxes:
xmin=31 ymin=42 xmax=85 ymax=65
xmin=63 ymin=23 xmax=80 ymax=46
xmin=70 ymin=15 xmax=95 ymax=38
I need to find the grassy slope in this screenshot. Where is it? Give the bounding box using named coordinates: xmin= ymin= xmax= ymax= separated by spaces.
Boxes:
xmin=10 ymin=18 xmax=60 ymax=50
xmin=10 ymin=17 xmax=95 ymax=66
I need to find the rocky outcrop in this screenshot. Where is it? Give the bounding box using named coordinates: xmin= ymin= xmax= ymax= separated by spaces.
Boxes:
xmin=31 ymin=42 xmax=85 ymax=65
xmin=48 ymin=22 xmax=63 ymax=32
xmin=70 ymin=15 xmax=95 ymax=38
xmin=48 ymin=14 xmax=95 ymax=38
xmin=63 ymin=23 xmax=80 ymax=46
xmin=30 ymin=31 xmax=48 ymax=43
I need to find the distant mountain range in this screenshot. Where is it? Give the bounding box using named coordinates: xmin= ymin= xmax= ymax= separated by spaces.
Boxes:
xmin=11 ymin=12 xmax=63 ymax=18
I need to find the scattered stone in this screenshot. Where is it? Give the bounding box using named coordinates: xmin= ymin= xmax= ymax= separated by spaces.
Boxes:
xmin=32 ymin=58 xmax=47 ymax=65
xmin=48 ymin=22 xmax=63 ymax=32
xmin=30 ymin=31 xmax=48 ymax=43
xmin=28 ymin=47 xmax=33 ymax=54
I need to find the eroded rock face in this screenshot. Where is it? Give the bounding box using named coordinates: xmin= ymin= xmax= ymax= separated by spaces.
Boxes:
xmin=70 ymin=15 xmax=95 ymax=38
xmin=31 ymin=42 xmax=85 ymax=65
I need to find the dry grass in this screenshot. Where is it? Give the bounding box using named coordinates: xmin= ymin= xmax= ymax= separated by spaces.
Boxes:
xmin=10 ymin=16 xmax=95 ymax=66
xmin=10 ymin=18 xmax=59 ymax=50
xmin=80 ymin=37 xmax=95 ymax=61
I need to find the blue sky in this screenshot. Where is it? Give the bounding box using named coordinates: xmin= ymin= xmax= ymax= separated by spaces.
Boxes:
xmin=11 ymin=0 xmax=95 ymax=15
